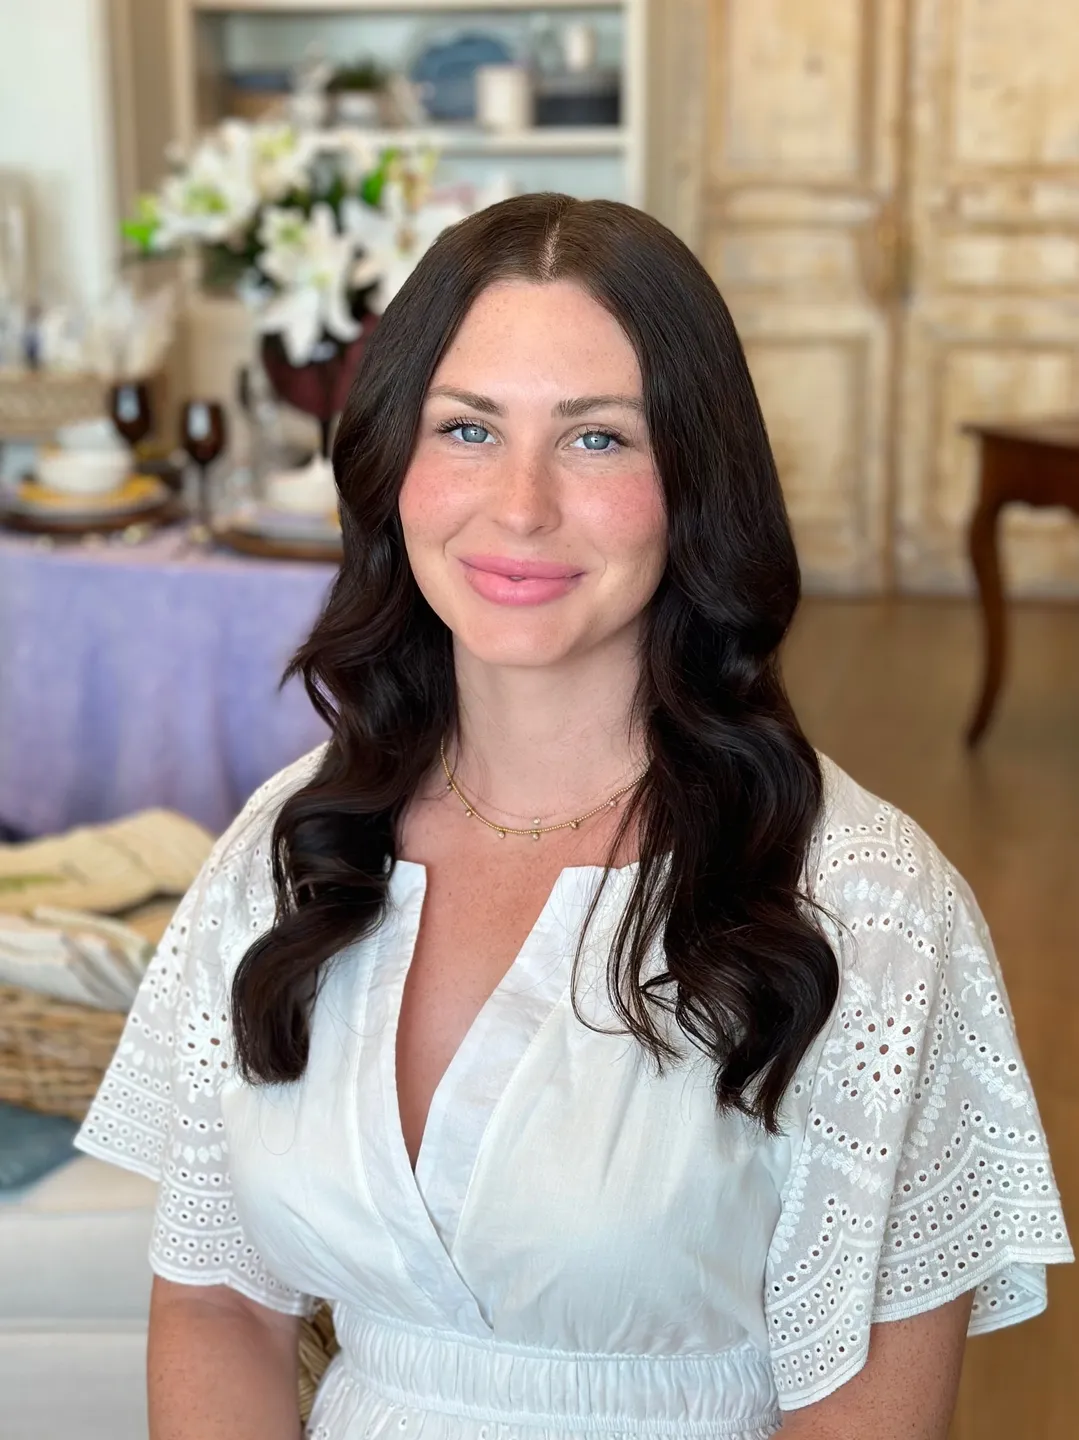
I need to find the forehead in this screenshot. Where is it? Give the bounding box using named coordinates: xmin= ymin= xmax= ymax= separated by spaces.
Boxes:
xmin=431 ymin=280 xmax=642 ymax=393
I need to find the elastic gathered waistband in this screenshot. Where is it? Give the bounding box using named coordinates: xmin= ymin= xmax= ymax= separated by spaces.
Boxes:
xmin=332 ymin=1308 xmax=780 ymax=1435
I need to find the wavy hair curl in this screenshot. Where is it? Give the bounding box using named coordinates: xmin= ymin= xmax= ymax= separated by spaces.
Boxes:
xmin=232 ymin=192 xmax=837 ymax=1131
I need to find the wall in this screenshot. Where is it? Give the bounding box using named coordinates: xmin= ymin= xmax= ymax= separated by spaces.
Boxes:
xmin=0 ymin=0 xmax=117 ymax=310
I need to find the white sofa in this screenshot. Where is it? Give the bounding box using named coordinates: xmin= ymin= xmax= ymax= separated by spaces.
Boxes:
xmin=0 ymin=1154 xmax=156 ymax=1440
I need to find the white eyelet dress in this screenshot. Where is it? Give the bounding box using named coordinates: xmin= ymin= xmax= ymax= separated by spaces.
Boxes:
xmin=76 ymin=748 xmax=1073 ymax=1439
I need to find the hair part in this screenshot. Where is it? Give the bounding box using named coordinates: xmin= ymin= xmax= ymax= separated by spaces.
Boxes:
xmin=231 ymin=192 xmax=838 ymax=1132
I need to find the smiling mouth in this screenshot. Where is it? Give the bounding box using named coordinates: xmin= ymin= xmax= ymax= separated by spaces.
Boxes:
xmin=458 ymin=556 xmax=585 ymax=606
xmin=460 ymin=555 xmax=585 ymax=581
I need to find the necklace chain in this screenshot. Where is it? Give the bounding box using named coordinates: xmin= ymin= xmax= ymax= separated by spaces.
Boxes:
xmin=439 ymin=737 xmax=645 ymax=842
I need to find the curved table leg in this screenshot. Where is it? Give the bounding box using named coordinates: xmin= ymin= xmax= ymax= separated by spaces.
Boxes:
xmin=966 ymin=496 xmax=1006 ymax=747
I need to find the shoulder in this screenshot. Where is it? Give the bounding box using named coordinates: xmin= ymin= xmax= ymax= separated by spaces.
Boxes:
xmin=212 ymin=738 xmax=328 ymax=889
xmin=810 ymin=754 xmax=970 ymax=971
xmin=172 ymin=743 xmax=329 ymax=970
xmin=212 ymin=743 xmax=329 ymax=874
xmin=794 ymin=755 xmax=1002 ymax=1130
xmin=801 ymin=756 xmax=989 ymax=1071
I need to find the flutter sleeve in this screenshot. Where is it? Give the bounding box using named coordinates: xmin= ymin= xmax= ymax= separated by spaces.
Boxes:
xmin=75 ymin=752 xmax=325 ymax=1316
xmin=765 ymin=792 xmax=1073 ymax=1410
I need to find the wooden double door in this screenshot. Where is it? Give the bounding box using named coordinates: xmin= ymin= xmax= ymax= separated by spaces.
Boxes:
xmin=651 ymin=0 xmax=1079 ymax=594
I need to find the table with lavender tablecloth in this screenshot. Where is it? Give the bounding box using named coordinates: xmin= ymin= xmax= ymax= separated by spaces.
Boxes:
xmin=0 ymin=528 xmax=334 ymax=838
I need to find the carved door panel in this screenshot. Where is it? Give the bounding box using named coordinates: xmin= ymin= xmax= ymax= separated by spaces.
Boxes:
xmin=896 ymin=0 xmax=1079 ymax=592
xmin=701 ymin=0 xmax=906 ymax=591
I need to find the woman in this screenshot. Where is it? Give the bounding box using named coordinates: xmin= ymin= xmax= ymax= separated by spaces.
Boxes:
xmin=78 ymin=194 xmax=1070 ymax=1440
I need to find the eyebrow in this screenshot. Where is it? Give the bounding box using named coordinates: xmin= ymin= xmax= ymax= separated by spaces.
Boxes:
xmin=556 ymin=394 xmax=644 ymax=418
xmin=427 ymin=385 xmax=643 ymax=419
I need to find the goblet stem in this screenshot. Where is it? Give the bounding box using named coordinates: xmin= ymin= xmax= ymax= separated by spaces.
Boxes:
xmin=197 ymin=463 xmax=213 ymax=535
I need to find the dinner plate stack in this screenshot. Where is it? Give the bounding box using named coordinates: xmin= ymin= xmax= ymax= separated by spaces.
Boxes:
xmin=1 ymin=478 xmax=175 ymax=535
xmin=0 ymin=418 xmax=176 ymax=535
xmin=216 ymin=455 xmax=342 ymax=561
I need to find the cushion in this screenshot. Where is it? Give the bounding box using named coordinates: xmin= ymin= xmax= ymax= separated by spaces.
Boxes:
xmin=0 ymin=1332 xmax=149 ymax=1440
xmin=0 ymin=1154 xmax=156 ymax=1323
xmin=0 ymin=1101 xmax=78 ymax=1190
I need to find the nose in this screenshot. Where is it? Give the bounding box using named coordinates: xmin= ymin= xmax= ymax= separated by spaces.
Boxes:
xmin=489 ymin=447 xmax=560 ymax=536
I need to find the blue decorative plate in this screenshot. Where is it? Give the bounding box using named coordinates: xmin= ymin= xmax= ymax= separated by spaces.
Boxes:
xmin=410 ymin=32 xmax=514 ymax=122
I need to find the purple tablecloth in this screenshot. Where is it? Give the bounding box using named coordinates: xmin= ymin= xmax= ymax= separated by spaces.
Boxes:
xmin=0 ymin=527 xmax=334 ymax=837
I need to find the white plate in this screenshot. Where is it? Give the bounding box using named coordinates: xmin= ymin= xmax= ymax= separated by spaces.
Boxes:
xmin=228 ymin=501 xmax=341 ymax=543
xmin=8 ymin=475 xmax=169 ymax=520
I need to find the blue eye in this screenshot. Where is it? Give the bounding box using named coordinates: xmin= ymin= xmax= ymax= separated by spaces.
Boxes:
xmin=450 ymin=423 xmax=491 ymax=444
xmin=575 ymin=430 xmax=617 ymax=451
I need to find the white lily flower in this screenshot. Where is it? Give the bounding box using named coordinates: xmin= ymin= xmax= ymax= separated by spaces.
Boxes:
xmin=153 ymin=130 xmax=259 ymax=249
xmin=255 ymin=202 xmax=361 ymax=365
xmin=246 ymin=123 xmax=314 ymax=202
xmin=307 ymin=128 xmax=380 ymax=187
xmin=342 ymin=181 xmax=468 ymax=313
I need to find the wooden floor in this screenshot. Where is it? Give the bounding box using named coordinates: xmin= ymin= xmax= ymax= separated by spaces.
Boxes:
xmin=783 ymin=598 xmax=1079 ymax=1440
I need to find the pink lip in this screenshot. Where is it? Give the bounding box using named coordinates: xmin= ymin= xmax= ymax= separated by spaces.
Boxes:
xmin=459 ymin=554 xmax=585 ymax=606
xmin=461 ymin=554 xmax=584 ymax=580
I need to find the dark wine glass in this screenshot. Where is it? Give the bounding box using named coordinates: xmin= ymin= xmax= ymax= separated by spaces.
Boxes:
xmin=180 ymin=399 xmax=227 ymax=533
xmin=108 ymin=381 xmax=153 ymax=451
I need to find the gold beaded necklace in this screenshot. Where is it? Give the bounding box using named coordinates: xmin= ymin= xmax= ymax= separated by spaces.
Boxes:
xmin=439 ymin=737 xmax=646 ymax=842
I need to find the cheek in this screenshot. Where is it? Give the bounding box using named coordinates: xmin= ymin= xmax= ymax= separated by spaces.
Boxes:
xmin=398 ymin=454 xmax=468 ymax=548
xmin=583 ymin=469 xmax=668 ymax=575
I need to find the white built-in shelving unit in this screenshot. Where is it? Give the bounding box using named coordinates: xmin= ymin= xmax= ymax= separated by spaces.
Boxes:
xmin=168 ymin=0 xmax=647 ymax=206
xmin=164 ymin=0 xmax=648 ymax=444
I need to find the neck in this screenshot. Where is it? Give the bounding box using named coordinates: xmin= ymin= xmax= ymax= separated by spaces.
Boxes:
xmin=448 ymin=632 xmax=646 ymax=825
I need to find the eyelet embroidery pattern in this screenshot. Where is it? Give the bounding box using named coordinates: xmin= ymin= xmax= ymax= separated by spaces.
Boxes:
xmin=767 ymin=779 xmax=1072 ymax=1408
xmin=75 ymin=750 xmax=1071 ymax=1396
xmin=76 ymin=750 xmax=325 ymax=1316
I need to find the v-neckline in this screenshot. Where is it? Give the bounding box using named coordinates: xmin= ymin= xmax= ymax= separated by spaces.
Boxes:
xmin=392 ymin=860 xmax=583 ymax=1185
xmin=353 ymin=858 xmax=632 ymax=1333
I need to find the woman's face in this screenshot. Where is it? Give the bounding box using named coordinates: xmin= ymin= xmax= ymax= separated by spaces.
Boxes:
xmin=399 ymin=279 xmax=667 ymax=671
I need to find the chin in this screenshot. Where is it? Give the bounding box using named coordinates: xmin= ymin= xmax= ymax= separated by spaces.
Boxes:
xmin=449 ymin=608 xmax=591 ymax=669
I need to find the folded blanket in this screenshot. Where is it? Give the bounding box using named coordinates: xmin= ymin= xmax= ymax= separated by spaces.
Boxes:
xmin=0 ymin=810 xmax=213 ymax=1010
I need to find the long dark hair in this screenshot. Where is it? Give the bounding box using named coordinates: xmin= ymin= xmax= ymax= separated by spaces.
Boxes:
xmin=232 ymin=193 xmax=837 ymax=1132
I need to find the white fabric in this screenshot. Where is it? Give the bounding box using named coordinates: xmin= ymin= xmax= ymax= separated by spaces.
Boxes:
xmin=75 ymin=748 xmax=1072 ymax=1437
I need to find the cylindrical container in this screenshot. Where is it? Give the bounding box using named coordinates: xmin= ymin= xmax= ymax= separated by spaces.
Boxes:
xmin=475 ymin=64 xmax=533 ymax=132
xmin=535 ymin=70 xmax=620 ymax=127
xmin=334 ymin=90 xmax=382 ymax=128
xmin=561 ymin=23 xmax=598 ymax=74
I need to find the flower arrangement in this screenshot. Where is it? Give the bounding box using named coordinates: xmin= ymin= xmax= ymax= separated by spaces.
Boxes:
xmin=123 ymin=120 xmax=487 ymax=366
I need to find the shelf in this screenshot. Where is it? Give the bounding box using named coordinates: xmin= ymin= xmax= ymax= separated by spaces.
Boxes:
xmin=193 ymin=0 xmax=624 ymax=12
xmin=175 ymin=0 xmax=645 ymax=205
xmin=358 ymin=125 xmax=626 ymax=154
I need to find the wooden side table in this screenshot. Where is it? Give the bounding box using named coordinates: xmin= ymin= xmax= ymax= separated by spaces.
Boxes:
xmin=963 ymin=417 xmax=1079 ymax=745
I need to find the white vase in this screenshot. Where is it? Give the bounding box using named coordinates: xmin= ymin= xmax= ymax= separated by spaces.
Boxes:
xmin=475 ymin=65 xmax=533 ymax=132
xmin=334 ymin=91 xmax=382 ymax=128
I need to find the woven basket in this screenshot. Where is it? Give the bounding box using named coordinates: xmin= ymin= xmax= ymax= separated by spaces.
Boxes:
xmin=0 ymin=983 xmax=125 ymax=1120
xmin=298 ymin=1303 xmax=341 ymax=1424
xmin=0 ymin=371 xmax=105 ymax=440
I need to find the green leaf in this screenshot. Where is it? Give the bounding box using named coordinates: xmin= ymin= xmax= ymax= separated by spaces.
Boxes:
xmin=360 ymin=151 xmax=396 ymax=209
xmin=120 ymin=193 xmax=161 ymax=254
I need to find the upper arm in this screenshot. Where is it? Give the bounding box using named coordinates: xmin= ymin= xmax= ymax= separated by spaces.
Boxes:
xmin=150 ymin=1276 xmax=302 ymax=1350
xmin=148 ymin=1278 xmax=303 ymax=1440
xmin=778 ymin=1293 xmax=973 ymax=1439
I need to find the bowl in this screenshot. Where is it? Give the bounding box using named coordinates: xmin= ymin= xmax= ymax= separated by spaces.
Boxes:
xmin=264 ymin=457 xmax=338 ymax=516
xmin=36 ymin=447 xmax=130 ymax=496
xmin=55 ymin=418 xmax=129 ymax=452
